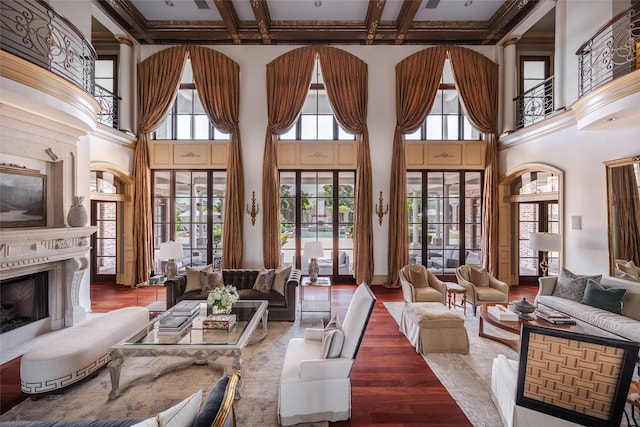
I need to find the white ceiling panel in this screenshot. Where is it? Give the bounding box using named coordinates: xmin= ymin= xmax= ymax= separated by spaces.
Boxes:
xmin=414 ymin=0 xmax=503 ymax=21
xmin=131 ymin=0 xmax=222 ymax=21
xmin=267 ymin=0 xmax=370 ymax=21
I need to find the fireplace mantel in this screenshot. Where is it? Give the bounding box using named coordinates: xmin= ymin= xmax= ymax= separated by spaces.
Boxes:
xmin=0 ymin=226 xmax=97 ymax=271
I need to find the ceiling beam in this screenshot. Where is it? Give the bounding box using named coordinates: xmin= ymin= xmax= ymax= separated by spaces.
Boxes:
xmin=482 ymin=0 xmax=539 ymax=44
xmin=95 ymin=0 xmax=154 ymax=44
xmin=213 ymin=0 xmax=241 ymax=44
xmin=364 ymin=0 xmax=386 ymax=45
xmin=395 ymin=0 xmax=421 ymax=45
xmin=250 ymin=0 xmax=273 ymax=45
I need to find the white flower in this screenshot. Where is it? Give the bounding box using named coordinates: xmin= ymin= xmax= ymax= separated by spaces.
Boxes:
xmin=207 ymin=284 xmax=239 ymax=312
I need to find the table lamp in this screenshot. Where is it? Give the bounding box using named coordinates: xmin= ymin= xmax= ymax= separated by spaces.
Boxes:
xmin=528 ymin=232 xmax=561 ymax=276
xmin=158 ymin=241 xmax=183 ymax=279
xmin=304 ymin=241 xmax=324 ymax=283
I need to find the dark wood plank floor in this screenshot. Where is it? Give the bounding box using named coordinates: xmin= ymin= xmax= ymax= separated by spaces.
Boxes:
xmin=0 ymin=282 xmax=537 ymax=424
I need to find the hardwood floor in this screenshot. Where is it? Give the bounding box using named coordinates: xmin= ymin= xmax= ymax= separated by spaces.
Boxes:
xmin=0 ymin=282 xmax=538 ymax=424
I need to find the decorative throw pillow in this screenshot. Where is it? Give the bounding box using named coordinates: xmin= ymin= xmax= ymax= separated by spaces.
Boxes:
xmin=320 ymin=313 xmax=344 ymax=359
xmin=581 ymin=279 xmax=626 ymax=315
xmin=253 ymin=268 xmax=276 ymax=293
xmin=617 ymin=260 xmax=640 ymax=280
xmin=193 ymin=376 xmax=230 ymax=427
xmin=272 ymin=266 xmax=292 ymax=296
xmin=200 ymin=270 xmax=223 ymax=294
xmin=185 ymin=265 xmax=213 ymax=293
xmin=410 ymin=268 xmax=429 ymax=288
xmin=131 ymin=389 xmax=202 ymax=427
xmin=469 ymin=267 xmax=490 ymax=287
xmin=552 ymin=267 xmax=601 ymax=302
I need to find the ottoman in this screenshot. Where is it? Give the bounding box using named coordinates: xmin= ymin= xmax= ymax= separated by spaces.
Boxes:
xmin=400 ymin=302 xmax=469 ymax=354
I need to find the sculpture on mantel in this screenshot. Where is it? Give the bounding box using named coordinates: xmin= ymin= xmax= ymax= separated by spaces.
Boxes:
xmin=67 ymin=196 xmax=88 ymax=227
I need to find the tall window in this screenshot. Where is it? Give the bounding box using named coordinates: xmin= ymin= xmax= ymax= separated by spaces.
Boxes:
xmin=152 ymin=170 xmax=226 ymax=272
xmin=153 ymin=59 xmax=230 ymax=140
xmin=518 ymin=56 xmax=552 ymax=127
xmin=280 ymin=58 xmax=355 ymax=141
xmin=407 ymin=171 xmax=483 ymax=276
xmin=95 ymin=56 xmax=118 ymax=128
xmin=280 ymin=170 xmax=355 ymax=279
xmin=405 ymin=59 xmax=481 ymax=141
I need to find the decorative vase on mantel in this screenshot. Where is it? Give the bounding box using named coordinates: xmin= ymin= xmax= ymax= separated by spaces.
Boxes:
xmin=67 ymin=196 xmax=88 ymax=227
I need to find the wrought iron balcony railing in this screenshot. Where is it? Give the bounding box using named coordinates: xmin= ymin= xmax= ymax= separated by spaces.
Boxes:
xmin=0 ymin=0 xmax=95 ymax=98
xmin=514 ymin=76 xmax=554 ymax=130
xmin=577 ymin=4 xmax=640 ymax=97
xmin=94 ymin=84 xmax=120 ymax=129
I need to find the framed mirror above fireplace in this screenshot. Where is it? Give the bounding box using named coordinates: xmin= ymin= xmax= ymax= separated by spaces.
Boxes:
xmin=605 ymin=155 xmax=640 ymax=282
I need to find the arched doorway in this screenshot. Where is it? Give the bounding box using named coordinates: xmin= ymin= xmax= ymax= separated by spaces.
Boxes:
xmin=499 ymin=164 xmax=564 ymax=285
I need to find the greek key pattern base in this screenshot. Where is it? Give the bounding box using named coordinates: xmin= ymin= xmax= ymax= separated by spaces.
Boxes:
xmin=523 ymin=332 xmax=624 ymax=420
xmin=21 ymin=355 xmax=109 ymax=394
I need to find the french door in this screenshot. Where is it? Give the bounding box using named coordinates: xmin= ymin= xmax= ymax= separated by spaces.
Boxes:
xmin=91 ymin=200 xmax=117 ymax=284
xmin=518 ymin=201 xmax=559 ymax=283
xmin=280 ymin=170 xmax=355 ymax=281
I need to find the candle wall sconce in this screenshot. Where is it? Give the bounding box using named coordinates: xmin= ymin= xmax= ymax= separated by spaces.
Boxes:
xmin=246 ymin=191 xmax=260 ymax=226
xmin=375 ymin=191 xmax=388 ymax=226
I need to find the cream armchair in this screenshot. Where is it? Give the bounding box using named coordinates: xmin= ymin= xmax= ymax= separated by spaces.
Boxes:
xmin=399 ymin=264 xmax=447 ymax=304
xmin=277 ymin=283 xmax=376 ymax=426
xmin=455 ymin=265 xmax=509 ymax=315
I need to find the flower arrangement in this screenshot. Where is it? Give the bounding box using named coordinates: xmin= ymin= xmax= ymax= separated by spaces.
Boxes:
xmin=207 ymin=284 xmax=239 ymax=314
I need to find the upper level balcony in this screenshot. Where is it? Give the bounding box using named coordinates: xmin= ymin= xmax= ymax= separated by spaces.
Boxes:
xmin=0 ymin=0 xmax=118 ymax=129
xmin=514 ymin=3 xmax=640 ymax=131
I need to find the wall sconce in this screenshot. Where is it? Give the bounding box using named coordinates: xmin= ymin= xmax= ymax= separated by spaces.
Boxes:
xmin=375 ymin=191 xmax=388 ymax=226
xmin=246 ymin=191 xmax=259 ymax=226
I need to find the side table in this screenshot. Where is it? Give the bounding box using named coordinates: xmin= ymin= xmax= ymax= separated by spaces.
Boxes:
xmin=446 ymin=282 xmax=467 ymax=315
xmin=134 ymin=275 xmax=166 ymax=312
xmin=300 ymin=276 xmax=331 ymax=316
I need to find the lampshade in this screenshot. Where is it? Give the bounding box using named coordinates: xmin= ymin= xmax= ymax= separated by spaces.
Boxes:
xmin=303 ymin=241 xmax=324 ymax=259
xmin=158 ymin=241 xmax=183 ymax=260
xmin=528 ymin=232 xmax=561 ymax=252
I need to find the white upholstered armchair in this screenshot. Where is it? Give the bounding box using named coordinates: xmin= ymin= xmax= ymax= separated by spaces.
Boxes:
xmin=277 ymin=283 xmax=376 ymax=426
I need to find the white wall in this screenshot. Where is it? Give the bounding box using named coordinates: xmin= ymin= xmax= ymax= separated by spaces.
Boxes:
xmin=500 ymin=113 xmax=640 ymax=277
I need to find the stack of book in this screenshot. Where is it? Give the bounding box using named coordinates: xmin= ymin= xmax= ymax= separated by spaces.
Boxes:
xmin=535 ymin=307 xmax=576 ymax=324
xmin=171 ymin=300 xmax=201 ymax=316
xmin=157 ymin=301 xmax=201 ymax=334
xmin=157 ymin=313 xmax=193 ymax=334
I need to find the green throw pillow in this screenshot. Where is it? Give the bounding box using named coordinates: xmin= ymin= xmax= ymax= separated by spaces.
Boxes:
xmin=581 ymin=279 xmax=626 ymax=315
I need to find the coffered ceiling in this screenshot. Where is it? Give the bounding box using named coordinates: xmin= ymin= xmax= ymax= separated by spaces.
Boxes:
xmin=94 ymin=0 xmax=544 ymax=46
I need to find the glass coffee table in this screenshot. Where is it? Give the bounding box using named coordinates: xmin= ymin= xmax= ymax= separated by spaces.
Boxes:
xmin=108 ymin=300 xmax=268 ymax=399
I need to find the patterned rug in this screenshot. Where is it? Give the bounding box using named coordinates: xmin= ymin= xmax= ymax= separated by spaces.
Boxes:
xmin=0 ymin=316 xmax=327 ymax=427
xmin=384 ymin=301 xmax=518 ymax=427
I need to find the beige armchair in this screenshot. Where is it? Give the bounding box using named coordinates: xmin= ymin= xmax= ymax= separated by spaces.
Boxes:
xmin=455 ymin=265 xmax=509 ymax=315
xmin=399 ymin=264 xmax=447 ymax=304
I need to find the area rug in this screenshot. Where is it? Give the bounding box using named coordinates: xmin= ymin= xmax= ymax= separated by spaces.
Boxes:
xmin=0 ymin=316 xmax=328 ymax=427
xmin=384 ymin=301 xmax=518 ymax=427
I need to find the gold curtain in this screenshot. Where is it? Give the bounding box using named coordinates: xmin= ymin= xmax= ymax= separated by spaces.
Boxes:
xmin=317 ymin=46 xmax=373 ymax=284
xmin=189 ymin=46 xmax=244 ymax=268
xmin=448 ymin=46 xmax=499 ymax=275
xmin=262 ymin=47 xmax=316 ymax=268
xmin=134 ymin=46 xmax=188 ymax=283
xmin=610 ymin=165 xmax=640 ymax=265
xmin=388 ymin=46 xmax=447 ymax=287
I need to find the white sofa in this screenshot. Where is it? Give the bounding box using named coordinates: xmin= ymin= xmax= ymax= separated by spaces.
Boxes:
xmin=535 ymin=276 xmax=640 ymax=343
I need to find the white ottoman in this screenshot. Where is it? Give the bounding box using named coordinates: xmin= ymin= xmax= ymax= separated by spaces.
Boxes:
xmin=400 ymin=302 xmax=469 ymax=354
xmin=21 ymin=306 xmax=149 ymax=395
